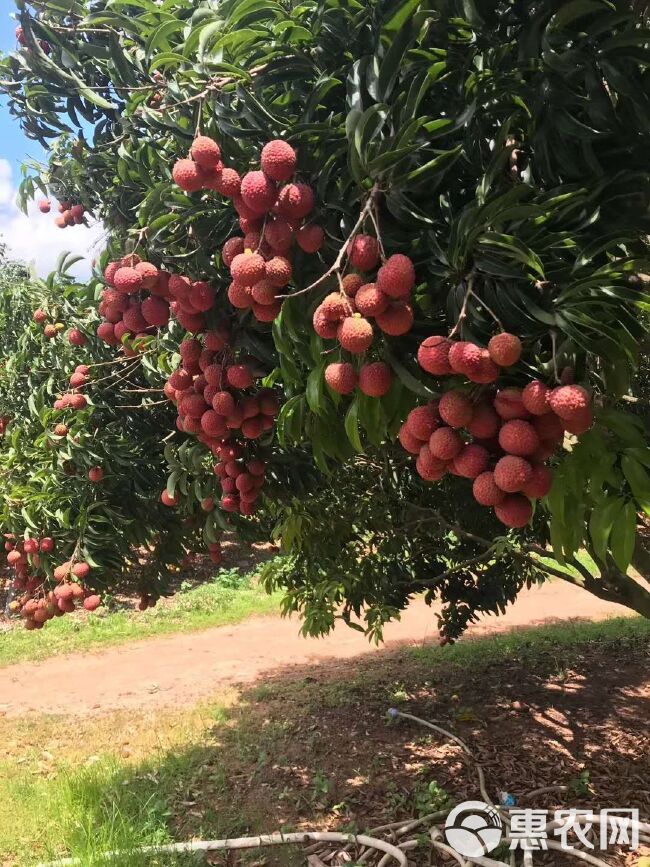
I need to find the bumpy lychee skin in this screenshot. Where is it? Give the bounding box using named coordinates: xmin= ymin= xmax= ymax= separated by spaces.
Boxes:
xmin=67 ymin=328 xmax=86 ymax=347
xmin=348 ymin=235 xmax=380 ymax=271
xmin=416 ymin=445 xmax=448 ymax=482
xmin=494 ymin=387 xmax=530 ymax=420
xmin=418 ymin=336 xmax=452 ymax=376
xmin=228 ymin=282 xmax=252 ymax=309
xmin=399 ymin=424 xmax=423 ymax=454
xmin=141 ymin=296 xmax=170 ymax=327
xmin=563 ymin=407 xmax=593 ymax=435
xmin=222 ymin=237 xmax=245 ymax=267
xmin=275 ymin=183 xmax=314 ymax=220
xmin=494 ymin=455 xmax=533 ymax=493
xmin=214 ymin=167 xmax=241 ymax=197
xmin=172 ymin=158 xmax=205 ymax=192
xmin=355 ymin=283 xmax=389 ymax=317
xmin=313 ymin=307 xmax=339 ymax=339
xmin=84 ymin=595 xmax=102 ymax=612
xmin=406 ymin=404 xmax=440 ymax=441
xmin=498 ymin=419 xmax=540 ymax=457
xmin=439 ymin=390 xmax=473 ymax=428
xmin=161 ymin=489 xmax=180 ymax=507
xmin=448 ymin=341 xmax=479 ymax=376
xmin=296 ymin=224 xmax=324 ymax=253
xmin=104 ymin=261 xmax=121 ymax=286
xmin=325 ymin=362 xmax=357 ymax=395
xmin=467 ymin=402 xmax=500 ymax=439
xmin=376 ymin=301 xmax=413 ymax=336
xmin=320 ymin=292 xmax=349 ymax=322
xmin=377 ymin=254 xmax=415 ymax=298
xmin=488 ymin=333 xmax=522 ymax=367
xmin=231 ymin=252 xmax=266 ymax=287
xmin=240 ymin=170 xmax=278 ymax=214
xmin=251 ymin=279 xmax=277 ymax=306
xmin=97 ymin=322 xmax=117 ymax=344
xmin=114 ymin=267 xmax=143 ymax=294
xmin=429 ymin=426 xmax=463 ymax=461
xmin=471 ymin=350 xmax=500 ymax=384
xmin=359 ymin=362 xmax=392 ymax=397
xmin=547 ymin=385 xmax=590 ymax=421
xmin=495 ymin=494 xmax=533 ymax=528
xmin=453 ymin=444 xmax=489 ymax=479
xmin=342 ymin=273 xmax=364 ymax=297
xmin=473 ymin=471 xmax=505 ymax=507
xmin=190 ymin=135 xmax=221 ymax=169
xmin=227 ymin=365 xmax=254 ymax=389
xmin=338 ymin=315 xmax=373 ymax=354
xmin=522 ymin=464 xmax=553 ymax=499
xmin=522 ymin=380 xmax=551 ymax=415
xmin=134 ymin=261 xmax=159 ymax=290
xmin=533 ymin=412 xmax=564 ymax=444
xmin=261 ymin=140 xmax=297 ymax=182
xmin=265 ymin=218 xmax=293 ymax=254
xmin=265 ymin=256 xmax=292 ymax=288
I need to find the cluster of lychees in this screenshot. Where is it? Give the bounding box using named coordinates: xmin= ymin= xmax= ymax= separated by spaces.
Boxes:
xmin=4 ymin=534 xmax=100 ymax=629
xmin=179 ymin=136 xmax=323 ymax=324
xmin=52 ymin=362 xmax=92 ymax=412
xmin=37 ymin=198 xmax=86 ymax=229
xmin=163 ymin=335 xmax=278 ymax=516
xmin=310 ymin=235 xmax=416 ymax=396
xmin=398 ymin=333 xmax=593 ymax=528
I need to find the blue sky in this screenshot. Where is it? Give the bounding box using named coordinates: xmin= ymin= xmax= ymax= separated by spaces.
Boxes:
xmin=0 ymin=7 xmax=102 ymax=276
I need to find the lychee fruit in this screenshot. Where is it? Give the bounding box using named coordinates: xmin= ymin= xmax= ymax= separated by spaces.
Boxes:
xmin=495 ymin=494 xmax=533 ymax=528
xmin=355 ymin=283 xmax=389 ymax=317
xmin=563 ymin=408 xmax=593 ymax=435
xmin=452 ymin=444 xmax=489 ymax=479
xmin=494 ymin=387 xmax=530 ymax=420
xmin=348 ymin=235 xmax=379 ymax=271
xmin=325 ymin=362 xmax=357 ymax=395
xmin=342 ymin=274 xmax=364 ymax=297
xmin=498 ymin=420 xmax=540 ymax=457
xmin=222 ymin=236 xmax=245 ymax=267
xmin=296 ymin=224 xmax=324 ymax=253
xmin=53 ymin=423 xmax=68 ymax=436
xmin=134 ymin=261 xmax=159 ymax=289
xmin=473 ymin=471 xmax=505 ymax=506
xmin=114 ymin=267 xmax=143 ymax=294
xmin=399 ymin=424 xmax=422 ymax=454
xmin=227 ymin=365 xmax=254 ymax=389
xmin=172 ymin=158 xmax=205 ymax=193
xmin=140 ymin=296 xmax=169 ymax=327
xmin=213 ymin=391 xmax=236 ymax=416
xmin=67 ymin=328 xmax=86 ymax=346
xmin=358 ymin=362 xmax=392 ymax=397
xmin=190 ymin=135 xmax=221 ymax=169
xmin=439 ymin=390 xmax=473 ymax=428
xmin=214 ymin=167 xmax=241 ymax=197
xmin=38 ymin=199 xmax=51 ymax=214
xmin=275 ymin=183 xmax=314 ymax=220
xmin=376 ymin=254 xmax=415 ymax=298
xmin=313 ymin=308 xmax=339 ymax=339
xmin=488 ymin=333 xmax=522 ymax=367
xmin=522 ymin=380 xmax=551 ymax=415
xmin=228 ymin=282 xmax=252 ymax=309
xmin=467 ymin=402 xmax=500 ymax=439
xmin=40 ymin=537 xmax=55 ymax=553
xmin=72 ymin=562 xmax=90 ymax=580
xmin=33 ymin=309 xmax=47 ymax=324
xmin=161 ymin=489 xmax=180 ymax=506
xmin=83 ymin=595 xmax=102 ymax=612
xmin=97 ymin=322 xmax=117 ymax=344
xmin=494 ymin=455 xmax=533 ymax=493
xmin=88 ymin=466 xmax=104 ymax=482
xmin=376 ymin=301 xmax=413 ymax=336
xmin=265 ymin=219 xmax=294 ymax=253
xmin=338 ymin=315 xmax=373 ymax=354
xmin=261 ymin=140 xmax=297 ymax=182
xmin=418 ymin=336 xmax=452 ymax=376
xmin=416 ymin=445 xmax=448 ymax=482
xmin=231 ymin=252 xmax=266 ymax=287
xmin=429 ymin=427 xmax=463 ymax=461
xmin=522 ymin=464 xmax=553 ymax=499
xmin=265 ymin=256 xmax=292 ymax=288
xmin=321 ymin=292 xmax=350 ymax=321
xmin=547 ymin=385 xmax=590 ymax=421
xmin=240 ymin=170 xmax=277 ymax=214
xmin=406 ymin=404 xmax=440 ymax=441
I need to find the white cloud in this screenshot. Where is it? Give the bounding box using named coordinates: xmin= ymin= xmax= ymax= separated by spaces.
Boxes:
xmin=0 ymin=158 xmax=105 ymax=279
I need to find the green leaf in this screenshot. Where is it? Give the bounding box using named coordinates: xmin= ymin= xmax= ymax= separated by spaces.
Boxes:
xmin=588 ymin=496 xmax=623 ymax=564
xmin=344 ymin=397 xmax=364 ymax=453
xmin=610 ymin=501 xmax=636 ymax=573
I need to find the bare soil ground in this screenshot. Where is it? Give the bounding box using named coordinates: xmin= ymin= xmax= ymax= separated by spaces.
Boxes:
xmin=0 ymin=579 xmax=632 ymax=717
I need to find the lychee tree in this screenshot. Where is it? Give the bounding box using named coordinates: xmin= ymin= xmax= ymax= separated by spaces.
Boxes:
xmin=2 ymin=0 xmax=650 ymax=639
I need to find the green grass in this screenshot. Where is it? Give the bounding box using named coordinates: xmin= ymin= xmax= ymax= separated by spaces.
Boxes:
xmin=0 ymin=566 xmax=283 ymax=669
xmin=2 ymin=614 xmax=648 ymax=866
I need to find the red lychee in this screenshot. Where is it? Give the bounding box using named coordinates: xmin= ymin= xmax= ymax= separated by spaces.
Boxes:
xmin=522 ymin=464 xmax=553 ymax=499
xmin=231 ymin=252 xmax=266 ymax=287
xmin=416 ymin=445 xmax=448 ymax=482
xmin=190 ymin=135 xmax=221 ymax=169
xmin=375 ymin=301 xmax=413 ymax=336
xmin=88 ymin=466 xmax=104 ymax=482
xmin=348 ymin=235 xmax=379 ymax=272
xmin=494 ymin=388 xmax=530 ymax=420
xmin=467 ymin=402 xmax=500 ymax=439
xmin=406 ymin=404 xmax=440 ymax=441
xmin=342 ymin=273 xmax=364 ymax=297
xmin=213 ymin=391 xmax=236 ymax=416
xmin=265 ymin=256 xmax=292 ymax=288
xmin=547 ymin=385 xmax=590 ymax=422
xmin=563 ymin=408 xmax=593 ymax=435
xmin=488 ymin=333 xmax=522 ymax=367
xmin=522 ymin=380 xmax=551 ymax=415
xmin=227 ymin=365 xmax=254 ymax=389
xmin=240 ymin=170 xmax=277 ymax=214
xmin=418 ymin=336 xmax=452 ymax=376
xmin=498 ymin=420 xmax=540 ymax=457
xmin=429 ymin=426 xmax=463 ymax=461
xmin=228 ymin=282 xmax=252 ymax=309
xmin=275 ymin=183 xmax=314 ymax=220
xmin=472 ymin=471 xmax=505 ymax=507
xmin=172 ymin=158 xmax=205 ymax=193
xmin=265 ymin=219 xmax=294 ymax=254
xmin=97 ymin=322 xmax=117 ymax=344
xmin=399 ymin=424 xmax=422 ymax=454
xmin=83 ymin=595 xmax=102 ymax=612
xmin=532 ymin=412 xmax=564 ymax=444
xmin=452 ymin=444 xmax=489 ymax=479
xmin=358 ymin=362 xmax=392 ymax=397
xmin=296 ymin=224 xmax=324 ymax=253
xmin=325 ymin=362 xmax=357 ymax=395
xmin=494 ymin=456 xmax=533 ymax=493
xmin=313 ymin=307 xmax=339 ymax=339
xmin=189 ymin=281 xmax=214 ymax=312
xmin=161 ymin=489 xmax=180 ymax=506
xmin=439 ymin=390 xmax=473 ymax=428
xmin=142 ymin=296 xmax=170 ymax=327
xmin=261 ymin=139 xmax=297 ymax=182
xmin=67 ymin=328 xmax=86 ymax=347
xmin=338 ymin=315 xmax=373 ymax=353
xmin=355 ymin=283 xmax=389 ymax=317
xmin=222 ymin=237 xmax=245 ymax=267
xmin=201 ymin=410 xmax=227 ymax=438
xmin=38 ymin=199 xmax=51 ymax=214
xmin=214 ymin=167 xmax=241 ymax=197
xmin=377 ymin=254 xmax=415 ymax=298
xmin=321 ymin=292 xmax=350 ymax=321
xmin=495 ymin=494 xmax=532 ymax=528
xmin=114 ymin=267 xmax=143 ymax=294
xmin=134 ymin=261 xmax=159 ymax=289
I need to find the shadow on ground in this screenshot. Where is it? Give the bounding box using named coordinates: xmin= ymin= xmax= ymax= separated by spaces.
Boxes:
xmin=23 ymin=618 xmax=650 ymax=866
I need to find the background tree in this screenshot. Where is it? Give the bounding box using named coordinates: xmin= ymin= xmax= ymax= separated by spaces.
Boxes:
xmin=1 ymin=0 xmax=650 ymax=638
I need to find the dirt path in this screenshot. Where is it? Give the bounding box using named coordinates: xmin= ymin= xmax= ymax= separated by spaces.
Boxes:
xmin=0 ymin=581 xmax=631 ymax=717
